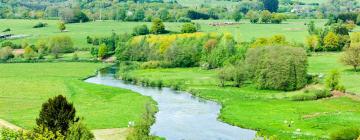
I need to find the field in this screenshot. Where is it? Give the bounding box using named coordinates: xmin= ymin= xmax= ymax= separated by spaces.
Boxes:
xmin=123 ymin=52 xmax=360 ymax=139
xmin=0 ymin=62 xmax=155 ymax=129
xmin=0 ymin=19 xmax=332 ymax=49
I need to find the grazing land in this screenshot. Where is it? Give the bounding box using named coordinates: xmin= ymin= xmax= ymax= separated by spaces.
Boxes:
xmin=122 ymin=52 xmax=360 ymax=139
xmin=0 ymin=19 xmax=330 ymax=49
xmin=0 ymin=62 xmax=155 ymax=129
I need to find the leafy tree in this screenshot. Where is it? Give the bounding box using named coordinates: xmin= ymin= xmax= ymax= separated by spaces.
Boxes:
xmin=306 ymin=35 xmax=319 ymax=52
xmin=150 ymin=18 xmax=165 ymax=34
xmin=341 ymin=45 xmax=360 ymax=72
xmin=246 ymin=10 xmax=259 ymax=24
xmin=0 ymin=47 xmax=13 ymax=60
xmin=232 ymin=12 xmax=242 ymax=22
xmin=181 ymin=23 xmax=197 ymax=33
xmin=98 ymin=44 xmax=108 ymax=59
xmin=307 ymin=21 xmax=317 ymax=35
xmin=66 ymin=120 xmax=94 ymax=140
xmin=36 ymin=95 xmax=78 ymax=136
xmin=246 ymin=46 xmax=308 ymax=91
xmin=350 ymin=32 xmax=360 ymax=47
xmin=126 ymin=103 xmax=156 ymax=140
xmin=24 ymin=46 xmax=36 ymax=60
xmin=270 ymin=13 xmax=285 ymax=24
xmin=58 ymin=21 xmax=66 ymax=32
xmin=133 ymin=9 xmax=145 ymax=21
xmin=132 ymin=24 xmax=149 ymax=36
xmin=325 ymin=69 xmax=340 ymax=90
xmin=260 ymin=10 xmax=272 ymax=23
xmin=261 ymin=0 xmax=279 ymax=12
xmin=49 ymin=35 xmax=74 ymax=58
xmin=324 ymin=32 xmax=340 ymax=51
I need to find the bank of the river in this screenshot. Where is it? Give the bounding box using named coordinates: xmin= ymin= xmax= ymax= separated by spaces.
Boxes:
xmin=121 ymin=64 xmax=360 ymax=139
xmin=86 ymin=66 xmax=257 ymax=140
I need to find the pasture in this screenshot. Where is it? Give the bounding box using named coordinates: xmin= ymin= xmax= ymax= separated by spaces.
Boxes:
xmin=0 ymin=19 xmax=330 ymax=49
xmin=0 ymin=62 xmax=155 ymax=129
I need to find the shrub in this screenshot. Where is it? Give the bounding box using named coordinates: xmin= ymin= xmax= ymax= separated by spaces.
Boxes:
xmin=98 ymin=44 xmax=108 ymax=59
xmin=58 ymin=21 xmax=66 ymax=32
xmin=181 ymin=23 xmax=197 ymax=33
xmin=24 ymin=46 xmax=36 ymax=60
xmin=36 ymin=95 xmax=78 ymax=136
xmin=126 ymin=104 xmax=156 ymax=140
xmin=324 ymin=32 xmax=340 ymax=51
xmin=246 ymin=10 xmax=260 ymax=23
xmin=2 ymin=28 xmax=10 ymax=32
xmin=177 ymin=17 xmax=191 ymax=22
xmin=260 ymin=10 xmax=272 ymax=23
xmin=325 ymin=70 xmax=340 ymax=90
xmin=66 ymin=120 xmax=94 ymax=140
xmin=0 ymin=47 xmax=13 ymax=60
xmin=33 ymin=22 xmax=48 ymax=28
xmin=140 ymin=61 xmax=162 ymax=69
xmin=330 ymin=127 xmax=360 ymax=140
xmin=49 ymin=35 xmax=74 ymax=58
xmin=72 ymin=53 xmax=79 ymax=61
xmin=291 ymin=89 xmax=331 ymax=101
xmin=1 ymin=41 xmax=21 ymax=49
xmin=132 ymin=24 xmax=149 ymax=36
xmin=245 ymin=46 xmax=308 ymax=91
xmin=150 ymin=18 xmax=165 ymax=34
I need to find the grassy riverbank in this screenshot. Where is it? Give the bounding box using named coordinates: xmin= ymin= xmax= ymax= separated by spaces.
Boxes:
xmin=0 ymin=62 xmax=156 ymax=130
xmin=121 ymin=52 xmax=360 ymax=139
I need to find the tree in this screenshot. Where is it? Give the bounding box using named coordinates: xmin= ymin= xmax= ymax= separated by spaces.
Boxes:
xmin=261 ymin=0 xmax=279 ymax=12
xmin=246 ymin=10 xmax=259 ymax=24
xmin=150 ymin=18 xmax=165 ymax=34
xmin=0 ymin=47 xmax=13 ymax=60
xmin=325 ymin=70 xmax=340 ymax=90
xmin=245 ymin=46 xmax=308 ymax=91
xmin=341 ymin=45 xmax=360 ymax=71
xmin=232 ymin=11 xmax=242 ymax=22
xmin=58 ymin=21 xmax=66 ymax=32
xmin=306 ymin=35 xmax=319 ymax=52
xmin=181 ymin=23 xmax=197 ymax=33
xmin=324 ymin=32 xmax=340 ymax=51
xmin=49 ymin=35 xmax=74 ymax=58
xmin=260 ymin=10 xmax=272 ymax=23
xmin=66 ymin=120 xmax=94 ymax=140
xmin=98 ymin=44 xmax=108 ymax=59
xmin=24 ymin=46 xmax=36 ymax=60
xmin=307 ymin=21 xmax=317 ymax=35
xmin=132 ymin=24 xmax=149 ymax=36
xmin=36 ymin=95 xmax=78 ymax=136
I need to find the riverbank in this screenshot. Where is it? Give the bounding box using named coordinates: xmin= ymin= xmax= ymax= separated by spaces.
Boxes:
xmin=119 ymin=61 xmax=360 ymax=139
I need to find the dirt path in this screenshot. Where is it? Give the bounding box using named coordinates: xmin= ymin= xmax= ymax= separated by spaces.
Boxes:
xmin=0 ymin=119 xmax=22 ymax=131
xmin=0 ymin=118 xmax=129 ymax=140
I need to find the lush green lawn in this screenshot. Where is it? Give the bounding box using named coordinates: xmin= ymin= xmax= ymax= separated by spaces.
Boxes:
xmin=0 ymin=62 xmax=155 ymax=129
xmin=123 ymin=52 xmax=360 ymax=139
xmin=0 ymin=19 xmax=331 ymax=49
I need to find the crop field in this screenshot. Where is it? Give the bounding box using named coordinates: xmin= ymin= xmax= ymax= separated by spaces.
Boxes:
xmin=0 ymin=62 xmax=155 ymax=129
xmin=123 ymin=52 xmax=360 ymax=139
xmin=0 ymin=19 xmax=332 ymax=49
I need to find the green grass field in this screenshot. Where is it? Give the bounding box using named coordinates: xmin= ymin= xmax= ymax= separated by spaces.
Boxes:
xmin=123 ymin=52 xmax=360 ymax=139
xmin=0 ymin=19 xmax=331 ymax=49
xmin=0 ymin=62 xmax=155 ymax=129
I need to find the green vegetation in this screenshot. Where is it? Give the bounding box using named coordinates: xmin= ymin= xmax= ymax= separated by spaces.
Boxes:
xmin=0 ymin=63 xmax=155 ymax=130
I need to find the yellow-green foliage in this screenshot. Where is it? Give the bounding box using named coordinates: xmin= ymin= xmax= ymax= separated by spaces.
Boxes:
xmin=251 ymin=35 xmax=289 ymax=48
xmin=351 ymin=32 xmax=360 ymax=47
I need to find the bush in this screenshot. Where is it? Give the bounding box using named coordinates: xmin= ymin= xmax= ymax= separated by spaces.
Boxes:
xmin=181 ymin=23 xmax=197 ymax=33
xmin=246 ymin=46 xmax=308 ymax=91
xmin=66 ymin=120 xmax=94 ymax=140
xmin=150 ymin=18 xmax=166 ymax=34
xmin=140 ymin=61 xmax=162 ymax=69
xmin=49 ymin=35 xmax=74 ymax=58
xmin=127 ymin=104 xmax=157 ymax=140
xmin=36 ymin=95 xmax=78 ymax=136
xmin=33 ymin=22 xmax=48 ymax=28
xmin=2 ymin=28 xmax=10 ymax=32
xmin=325 ymin=69 xmax=340 ymax=90
xmin=291 ymin=89 xmax=331 ymax=101
xmin=1 ymin=41 xmax=21 ymax=49
xmin=0 ymin=47 xmax=13 ymax=60
xmin=330 ymin=127 xmax=360 ymax=140
xmin=132 ymin=24 xmax=149 ymax=36
xmin=177 ymin=17 xmax=191 ymax=22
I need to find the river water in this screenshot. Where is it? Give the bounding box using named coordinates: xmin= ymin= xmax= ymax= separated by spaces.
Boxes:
xmin=85 ymin=66 xmax=257 ymax=140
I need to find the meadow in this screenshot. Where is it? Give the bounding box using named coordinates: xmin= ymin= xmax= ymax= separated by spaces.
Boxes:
xmin=0 ymin=19 xmax=331 ymax=49
xmin=0 ymin=62 xmax=155 ymax=129
xmin=122 ymin=52 xmax=360 ymax=139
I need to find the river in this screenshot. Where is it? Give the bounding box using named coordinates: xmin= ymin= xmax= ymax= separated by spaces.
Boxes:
xmin=85 ymin=66 xmax=257 ymax=140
